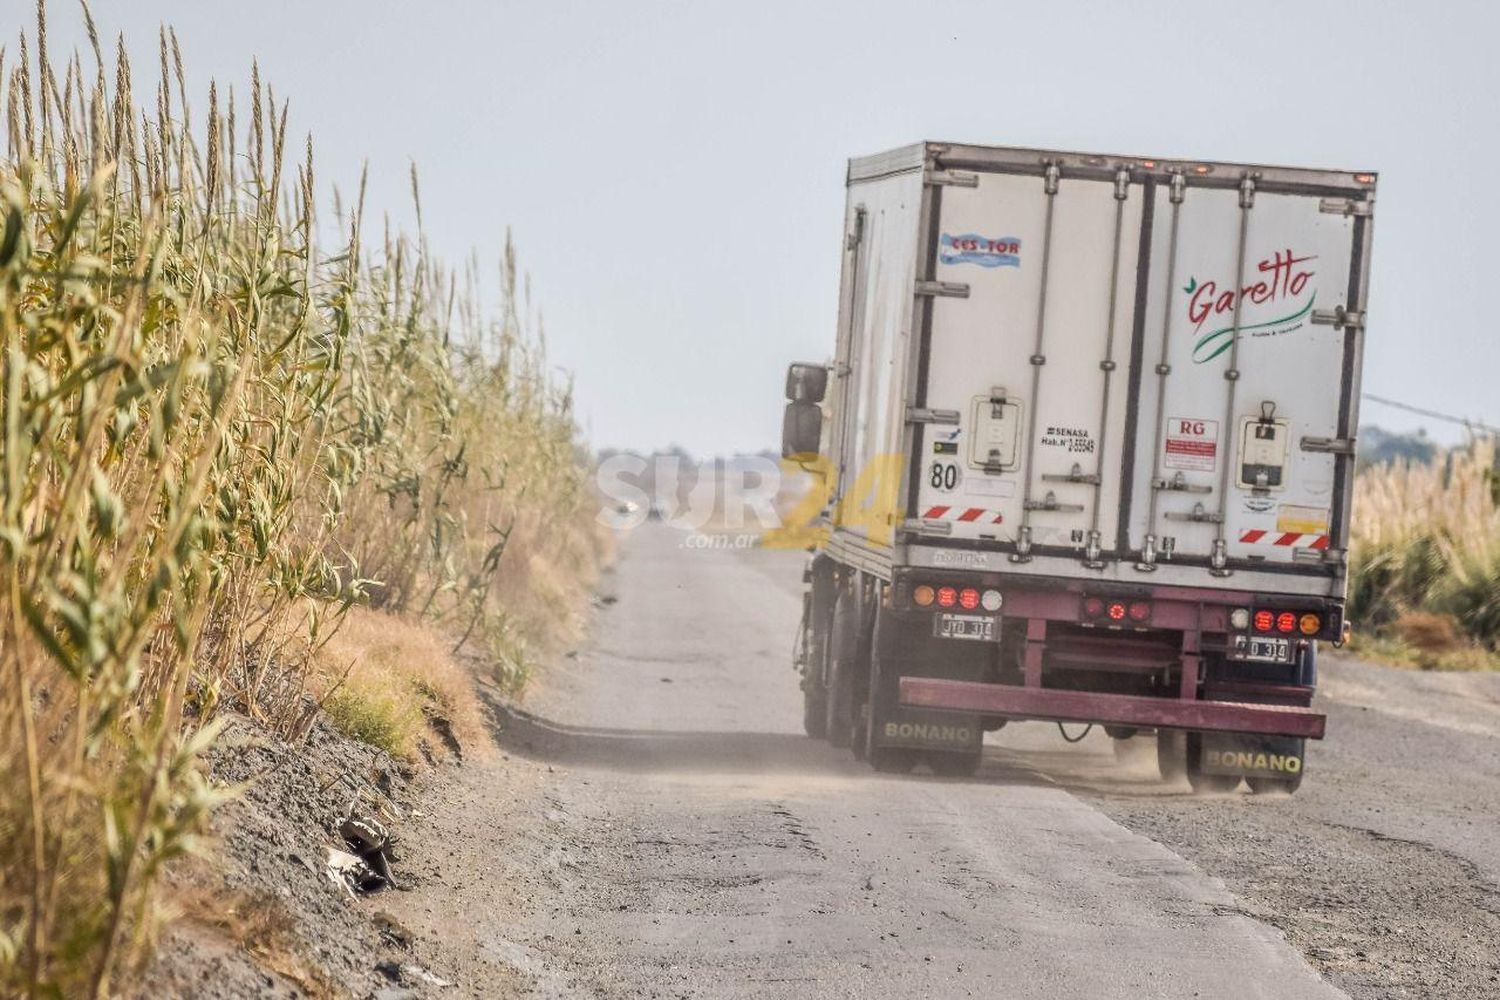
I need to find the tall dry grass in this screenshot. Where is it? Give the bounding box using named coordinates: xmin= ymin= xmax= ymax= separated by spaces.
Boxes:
xmin=0 ymin=4 xmax=602 ymax=995
xmin=1349 ymin=437 xmax=1500 ymax=653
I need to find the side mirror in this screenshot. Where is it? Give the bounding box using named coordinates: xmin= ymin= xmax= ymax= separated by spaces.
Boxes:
xmin=785 ymin=362 xmax=828 ymax=403
xmin=782 ymin=400 xmax=823 ymax=459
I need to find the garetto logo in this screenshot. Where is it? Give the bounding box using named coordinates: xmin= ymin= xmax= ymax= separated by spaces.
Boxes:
xmin=940 ymin=233 xmax=1022 ymax=268
xmin=1187 ymin=249 xmax=1317 ymax=363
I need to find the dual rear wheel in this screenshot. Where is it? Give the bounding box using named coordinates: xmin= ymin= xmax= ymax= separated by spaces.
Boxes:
xmin=798 ymin=576 xmax=984 ymax=779
xmin=1143 ymin=730 xmax=1302 ymax=794
xmin=862 ymin=606 xmax=982 ymax=777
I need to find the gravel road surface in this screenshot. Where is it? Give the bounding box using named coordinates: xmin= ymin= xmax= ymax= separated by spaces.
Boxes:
xmin=381 ymin=522 xmax=1498 ymax=998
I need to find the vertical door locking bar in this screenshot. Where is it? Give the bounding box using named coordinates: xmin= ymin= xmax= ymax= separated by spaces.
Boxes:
xmin=1082 ymin=168 xmax=1133 ymax=568
xmin=1137 ymin=170 xmax=1187 ymax=571
xmin=1012 ymin=162 xmax=1062 ymax=563
xmin=1209 ymin=175 xmax=1257 ymax=576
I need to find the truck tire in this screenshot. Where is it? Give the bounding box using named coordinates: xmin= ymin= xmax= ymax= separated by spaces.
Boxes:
xmin=799 ymin=561 xmax=837 ymax=740
xmin=1185 ymin=733 xmax=1240 ymax=794
xmin=1156 ymin=730 xmax=1187 ymax=783
xmin=1247 ymin=773 xmax=1304 ymax=795
xmin=802 ymin=689 xmax=828 ymax=740
xmin=927 ymin=749 xmax=981 ymax=778
xmin=801 ymin=598 xmax=828 ymax=737
xmin=825 ymin=588 xmax=864 ymax=749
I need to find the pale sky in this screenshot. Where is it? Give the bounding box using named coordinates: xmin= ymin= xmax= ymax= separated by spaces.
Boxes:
xmin=41 ymin=1 xmax=1500 ymax=454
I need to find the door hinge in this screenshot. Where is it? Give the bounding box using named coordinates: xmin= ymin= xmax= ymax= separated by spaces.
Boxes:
xmin=902 ymin=518 xmax=953 ymax=538
xmin=1151 ymin=471 xmax=1212 ymax=494
xmin=907 ymin=406 xmax=961 ymax=425
xmin=1311 ymin=306 xmax=1365 ymax=330
xmin=916 ymin=280 xmax=969 ymax=299
xmin=1163 ymin=503 xmax=1223 ymax=524
xmin=1040 ymin=463 xmax=1100 ymax=486
xmin=1301 ymin=435 xmax=1357 ymax=455
xmin=925 ymin=168 xmax=979 ymax=188
xmin=1319 ymin=197 xmax=1374 ymax=218
xmin=1022 ymin=491 xmax=1085 ymax=513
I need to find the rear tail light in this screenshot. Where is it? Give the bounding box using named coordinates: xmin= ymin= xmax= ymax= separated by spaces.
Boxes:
xmin=910 ymin=581 xmax=1003 ymax=613
xmin=1246 ymin=607 xmax=1328 ymax=637
xmin=1083 ymin=596 xmax=1150 ymax=625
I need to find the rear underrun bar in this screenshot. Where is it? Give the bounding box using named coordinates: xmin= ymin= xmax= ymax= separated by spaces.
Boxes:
xmin=899 ymin=677 xmax=1326 ymax=740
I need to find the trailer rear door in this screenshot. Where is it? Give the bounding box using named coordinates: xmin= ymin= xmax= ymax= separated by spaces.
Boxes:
xmin=906 ymin=154 xmax=1371 ymax=592
xmin=1129 ymin=180 xmax=1360 ymax=575
xmin=913 ymin=167 xmax=1144 ymax=561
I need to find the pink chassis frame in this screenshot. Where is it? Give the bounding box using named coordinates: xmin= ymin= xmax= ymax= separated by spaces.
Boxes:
xmin=894 ymin=580 xmax=1328 ymax=741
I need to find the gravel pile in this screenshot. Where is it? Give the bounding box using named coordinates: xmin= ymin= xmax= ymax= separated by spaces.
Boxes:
xmin=138 ymin=713 xmax=452 ymax=999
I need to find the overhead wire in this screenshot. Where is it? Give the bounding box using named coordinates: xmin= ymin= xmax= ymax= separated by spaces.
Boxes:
xmin=1361 ymin=392 xmax=1500 ymax=436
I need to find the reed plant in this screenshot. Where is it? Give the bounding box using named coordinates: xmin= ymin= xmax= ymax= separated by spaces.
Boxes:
xmin=0 ymin=4 xmax=600 ymax=994
xmin=1348 ymin=437 xmax=1500 ymax=663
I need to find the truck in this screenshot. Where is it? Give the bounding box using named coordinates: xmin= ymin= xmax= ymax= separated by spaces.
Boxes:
xmin=781 ymin=140 xmax=1376 ymax=792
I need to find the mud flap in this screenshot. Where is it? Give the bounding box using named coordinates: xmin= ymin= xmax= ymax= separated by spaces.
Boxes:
xmin=873 ymin=705 xmax=983 ymax=753
xmin=1199 ymin=732 xmax=1306 ymax=780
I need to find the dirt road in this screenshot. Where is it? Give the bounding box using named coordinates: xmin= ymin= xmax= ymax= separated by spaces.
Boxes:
xmin=388 ymin=523 xmax=1500 ymax=998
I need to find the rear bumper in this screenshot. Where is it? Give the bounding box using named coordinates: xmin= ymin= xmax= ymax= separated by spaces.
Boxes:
xmin=899 ymin=677 xmax=1326 ymax=740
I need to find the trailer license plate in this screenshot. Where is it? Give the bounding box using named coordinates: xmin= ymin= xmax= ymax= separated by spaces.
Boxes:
xmin=1232 ymin=635 xmax=1293 ymax=662
xmin=934 ymin=613 xmax=996 ymax=642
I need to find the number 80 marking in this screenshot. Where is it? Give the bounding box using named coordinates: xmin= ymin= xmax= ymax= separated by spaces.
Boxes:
xmin=929 ymin=461 xmax=959 ymax=491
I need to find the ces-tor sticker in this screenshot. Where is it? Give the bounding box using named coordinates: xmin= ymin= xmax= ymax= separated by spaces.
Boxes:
xmin=940 ymin=233 xmax=1022 ymax=268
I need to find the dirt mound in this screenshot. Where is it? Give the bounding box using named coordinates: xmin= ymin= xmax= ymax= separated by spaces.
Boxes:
xmin=138 ymin=714 xmax=451 ymax=999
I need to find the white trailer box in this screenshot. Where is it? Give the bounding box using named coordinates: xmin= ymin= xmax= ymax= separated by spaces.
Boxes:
xmin=823 ymin=142 xmax=1375 ymax=598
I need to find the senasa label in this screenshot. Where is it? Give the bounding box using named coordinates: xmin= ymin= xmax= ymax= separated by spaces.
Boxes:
xmin=940 ymin=233 xmax=1022 ymax=268
xmin=1186 ymin=248 xmax=1317 ymax=363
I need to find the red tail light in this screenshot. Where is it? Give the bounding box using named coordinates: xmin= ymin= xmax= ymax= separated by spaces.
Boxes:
xmin=958 ymin=587 xmax=980 ymax=610
xmin=1128 ymin=601 xmax=1151 ymax=623
xmin=1253 ymin=610 xmax=1274 ymax=632
xmin=936 ymin=586 xmax=957 ymax=608
xmin=1107 ymin=601 xmax=1127 ymax=621
xmin=1083 ymin=597 xmax=1105 ymax=618
xmin=1276 ymin=611 xmax=1296 ymax=633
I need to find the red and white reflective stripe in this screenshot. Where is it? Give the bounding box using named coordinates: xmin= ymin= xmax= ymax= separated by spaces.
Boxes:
xmin=922 ymin=505 xmax=1004 ymax=524
xmin=1239 ymin=529 xmax=1329 ymax=549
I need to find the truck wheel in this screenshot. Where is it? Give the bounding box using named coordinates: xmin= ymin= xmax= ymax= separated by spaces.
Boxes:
xmin=927 ymin=749 xmax=981 ymax=778
xmin=1247 ymin=773 xmax=1304 ymax=795
xmin=1185 ymin=733 xmax=1240 ymax=794
xmin=799 ymin=583 xmax=831 ymax=739
xmin=825 ymin=589 xmax=864 ymax=749
xmin=1156 ymin=730 xmax=1186 ymax=783
xmin=869 ymin=745 xmax=919 ymax=774
xmin=802 ymin=676 xmax=828 ymax=739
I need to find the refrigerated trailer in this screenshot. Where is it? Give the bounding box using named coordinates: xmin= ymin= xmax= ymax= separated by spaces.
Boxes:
xmin=782 ymin=141 xmax=1376 ymax=791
